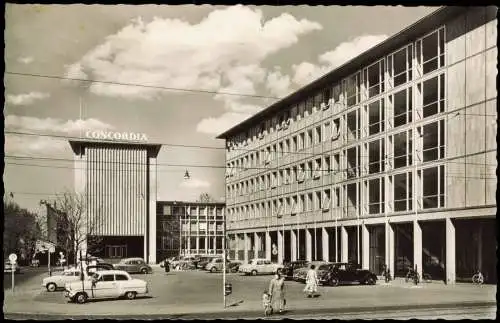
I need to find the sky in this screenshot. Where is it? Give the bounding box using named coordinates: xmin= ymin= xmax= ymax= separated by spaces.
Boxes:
xmin=3 ymin=4 xmax=437 ymax=213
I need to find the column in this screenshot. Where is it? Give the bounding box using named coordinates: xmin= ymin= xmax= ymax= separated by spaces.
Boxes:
xmin=341 ymin=226 xmax=348 ymax=263
xmin=291 ymin=230 xmax=297 ymax=261
xmin=212 ymin=237 xmax=216 ymax=255
xmin=445 ymin=217 xmax=456 ymax=284
xmin=196 ymin=237 xmax=200 ymax=256
xmin=362 ymin=224 xmax=370 ymax=270
xmin=265 ymin=231 xmax=272 ymax=260
xmin=386 ymin=222 xmax=395 ymax=278
xmin=322 ymin=227 xmax=329 ymax=262
xmin=305 ymin=229 xmax=312 ymax=262
xmin=413 ymin=220 xmax=422 ymax=277
xmin=244 ymin=233 xmax=249 ymax=263
xmin=477 ymin=224 xmax=483 ymax=272
xmin=277 ymin=230 xmax=284 ymax=264
xmin=254 ymin=232 xmax=261 ymax=258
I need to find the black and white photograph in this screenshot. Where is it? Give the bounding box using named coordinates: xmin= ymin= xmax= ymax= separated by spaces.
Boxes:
xmin=2 ymin=3 xmax=497 ymax=320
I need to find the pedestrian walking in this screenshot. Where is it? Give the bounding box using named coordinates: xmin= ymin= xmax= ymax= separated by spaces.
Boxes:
xmin=262 ymin=289 xmax=273 ymax=316
xmin=164 ymin=260 xmax=170 ymax=273
xmin=268 ymin=271 xmax=286 ymax=314
xmin=303 ymin=264 xmax=319 ymax=298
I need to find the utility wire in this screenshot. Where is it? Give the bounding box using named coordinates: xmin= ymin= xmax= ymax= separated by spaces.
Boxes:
xmin=4 ymin=71 xmax=282 ymax=100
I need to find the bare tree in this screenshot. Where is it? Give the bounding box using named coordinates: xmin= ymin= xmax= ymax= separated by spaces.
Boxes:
xmin=53 ymin=190 xmax=104 ymax=265
xmin=197 ymin=192 xmax=216 ymax=203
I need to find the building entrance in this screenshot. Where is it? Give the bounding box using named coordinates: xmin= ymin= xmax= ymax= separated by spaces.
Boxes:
xmin=368 ymin=225 xmax=385 ymax=275
xmin=106 ymin=245 xmax=127 ymax=258
xmin=393 ymin=222 xmax=413 ymax=277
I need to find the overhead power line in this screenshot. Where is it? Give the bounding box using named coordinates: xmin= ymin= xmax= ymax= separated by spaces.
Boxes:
xmin=5 ymin=71 xmax=282 ymax=100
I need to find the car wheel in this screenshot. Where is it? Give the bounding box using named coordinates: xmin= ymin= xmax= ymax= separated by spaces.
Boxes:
xmin=46 ymin=283 xmax=57 ymax=292
xmin=141 ymin=268 xmax=148 ymax=274
xmin=330 ymin=278 xmax=339 ymax=287
xmin=75 ymin=292 xmax=88 ymax=304
xmin=125 ymin=291 xmax=137 ymax=300
xmin=210 ymin=267 xmax=217 ymax=273
xmin=251 ymin=270 xmax=257 ymax=276
xmin=365 ymin=276 xmax=376 ymax=285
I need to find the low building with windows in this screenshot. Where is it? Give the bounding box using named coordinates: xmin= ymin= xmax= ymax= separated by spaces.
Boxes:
xmin=156 ymin=201 xmax=226 ymax=261
xmin=217 ymin=7 xmax=497 ymax=284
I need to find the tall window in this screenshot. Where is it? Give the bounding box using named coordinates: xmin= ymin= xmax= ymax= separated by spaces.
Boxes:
xmin=345 ymin=72 xmax=360 ymax=107
xmin=366 ymin=59 xmax=385 ymax=98
xmin=346 ymin=146 xmax=359 ymax=178
xmin=368 ymin=178 xmax=385 ymax=214
xmin=416 ymin=28 xmax=446 ymax=75
xmin=388 ymin=44 xmax=413 ymax=87
xmin=421 ymin=165 xmax=445 ymax=209
xmin=368 ymin=139 xmax=385 ymax=174
xmin=346 ymin=109 xmax=360 ymax=141
xmin=422 ymin=74 xmax=445 ymax=118
xmin=291 ymin=136 xmax=297 ymax=152
xmin=393 ymin=87 xmax=412 ymax=127
xmin=332 ymin=83 xmax=342 ymax=104
xmin=314 ymin=126 xmax=322 ymax=145
xmin=346 ymin=183 xmax=359 ymax=217
xmin=368 ymin=99 xmax=385 ymax=136
xmin=299 ymin=132 xmax=305 ymax=150
xmin=393 ymin=172 xmax=412 ymax=212
xmin=421 ymin=120 xmax=445 ymax=162
xmin=323 ymin=122 xmax=331 ymax=142
xmin=393 ymin=129 xmax=413 ymax=168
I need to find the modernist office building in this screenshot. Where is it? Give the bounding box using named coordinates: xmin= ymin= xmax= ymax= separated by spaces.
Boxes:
xmin=69 ymin=138 xmax=161 ymax=264
xmin=156 ymin=201 xmax=225 ymax=260
xmin=218 ymin=7 xmax=497 ymax=283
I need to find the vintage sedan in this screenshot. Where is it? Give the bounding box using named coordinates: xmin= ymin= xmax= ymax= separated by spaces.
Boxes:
xmin=205 ymin=258 xmax=241 ymax=273
xmin=239 ymin=258 xmax=283 ymax=276
xmin=292 ymin=261 xmax=330 ymax=283
xmin=319 ymin=262 xmax=378 ymax=286
xmin=42 ymin=268 xmax=88 ymax=292
xmin=65 ymin=270 xmax=149 ymax=304
xmin=281 ymin=260 xmax=309 ymax=280
xmin=113 ymin=258 xmax=152 ymax=274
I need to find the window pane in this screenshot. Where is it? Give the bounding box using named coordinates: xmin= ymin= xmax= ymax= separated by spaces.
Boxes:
xmin=394 ymin=89 xmax=408 ymax=127
xmin=423 ymin=122 xmax=439 ymax=161
xmin=394 ymin=132 xmax=408 ymax=168
xmin=369 ymin=140 xmax=382 ymax=174
xmin=394 ymin=173 xmax=408 ymax=211
xmin=423 ymin=167 xmax=439 ymax=208
xmin=422 ymin=31 xmax=438 ymax=63
xmin=423 ymin=77 xmax=438 ymax=117
xmin=369 ymin=101 xmax=381 ymax=135
xmin=369 ymin=178 xmax=381 ymax=214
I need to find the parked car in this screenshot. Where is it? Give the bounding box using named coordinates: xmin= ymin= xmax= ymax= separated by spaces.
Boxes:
xmin=292 ymin=261 xmax=329 ymax=283
xmin=196 ymin=256 xmax=220 ymax=269
xmin=170 ymin=256 xmax=196 ymax=269
xmin=42 ymin=268 xmax=88 ymax=292
xmin=281 ymin=260 xmax=309 ymax=280
xmin=239 ymin=258 xmax=283 ymax=276
xmin=113 ymin=258 xmax=152 ymax=274
xmin=319 ymin=262 xmax=378 ymax=286
xmin=65 ymin=270 xmax=149 ymax=304
xmin=205 ymin=258 xmax=241 ymax=273
xmin=4 ymin=261 xmax=21 ymax=274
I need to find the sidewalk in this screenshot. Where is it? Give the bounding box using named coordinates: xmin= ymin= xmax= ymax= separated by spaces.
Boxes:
xmin=4 ymin=282 xmax=496 ymax=317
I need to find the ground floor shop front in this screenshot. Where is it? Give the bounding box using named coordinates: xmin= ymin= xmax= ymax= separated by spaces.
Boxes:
xmin=227 ymin=212 xmax=496 ymax=284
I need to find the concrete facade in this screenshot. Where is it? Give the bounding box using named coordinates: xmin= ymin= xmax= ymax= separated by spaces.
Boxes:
xmin=217 ymin=7 xmax=497 ymax=284
xmin=69 ymin=140 xmax=161 ymax=264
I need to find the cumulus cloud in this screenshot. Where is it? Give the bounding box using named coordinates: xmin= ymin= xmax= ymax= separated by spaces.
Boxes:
xmin=292 ymin=34 xmax=388 ymax=85
xmin=179 ymin=178 xmax=211 ymax=189
xmin=5 ymin=115 xmax=115 ymax=155
xmin=266 ymin=67 xmax=292 ymax=98
xmin=6 ymin=92 xmax=50 ymax=106
xmin=18 ymin=56 xmax=34 ymax=64
xmin=196 ymin=112 xmax=254 ymax=135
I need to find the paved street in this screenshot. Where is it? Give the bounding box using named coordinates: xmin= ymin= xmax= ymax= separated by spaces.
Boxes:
xmin=4 ymin=266 xmax=496 ymax=319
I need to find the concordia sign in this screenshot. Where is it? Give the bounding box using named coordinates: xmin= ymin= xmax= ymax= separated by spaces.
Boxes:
xmin=85 ymin=130 xmax=148 ymax=142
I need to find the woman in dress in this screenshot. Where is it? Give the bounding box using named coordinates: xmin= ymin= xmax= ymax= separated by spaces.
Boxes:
xmin=268 ymin=271 xmax=286 ymax=313
xmin=304 ymin=264 xmax=319 ymax=298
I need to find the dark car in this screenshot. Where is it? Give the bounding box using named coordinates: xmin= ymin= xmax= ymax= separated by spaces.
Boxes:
xmin=113 ymin=257 xmax=152 ymax=274
xmin=319 ymin=262 xmax=377 ymax=286
xmin=281 ymin=260 xmax=309 ymax=280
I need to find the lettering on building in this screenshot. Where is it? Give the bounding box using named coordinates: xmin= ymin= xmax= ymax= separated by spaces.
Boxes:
xmin=85 ymin=130 xmax=148 ymax=142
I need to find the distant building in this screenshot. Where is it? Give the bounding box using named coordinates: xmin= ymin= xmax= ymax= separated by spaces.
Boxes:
xmin=156 ymin=201 xmax=226 ymax=261
xmin=217 ymin=7 xmax=497 ymax=284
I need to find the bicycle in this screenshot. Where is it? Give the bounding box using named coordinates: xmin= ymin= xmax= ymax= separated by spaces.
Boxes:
xmin=472 ymin=270 xmax=484 ymax=285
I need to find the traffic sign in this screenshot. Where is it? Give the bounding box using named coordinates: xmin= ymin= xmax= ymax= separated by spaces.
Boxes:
xmin=8 ymin=253 xmax=17 ymax=264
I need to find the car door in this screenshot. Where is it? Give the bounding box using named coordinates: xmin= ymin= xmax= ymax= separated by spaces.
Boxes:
xmin=114 ymin=273 xmax=130 ymax=297
xmin=263 ymin=260 xmax=272 ymax=273
xmin=93 ymin=273 xmax=117 ymax=298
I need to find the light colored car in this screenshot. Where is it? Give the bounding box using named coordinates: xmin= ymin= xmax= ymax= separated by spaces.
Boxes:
xmin=42 ymin=268 xmax=88 ymax=292
xmin=113 ymin=258 xmax=152 ymax=274
xmin=239 ymin=258 xmax=283 ymax=276
xmin=293 ymin=261 xmax=329 ymax=283
xmin=65 ymin=270 xmax=149 ymax=304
